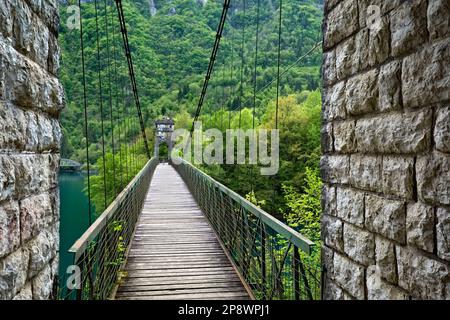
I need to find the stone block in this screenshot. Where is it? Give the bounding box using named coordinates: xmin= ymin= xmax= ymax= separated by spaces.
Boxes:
xmin=320 ymin=155 xmax=350 ymax=184
xmin=322 ymin=184 xmax=337 ymax=217
xmin=333 ymin=253 xmax=365 ymax=299
xmin=366 ymin=266 xmax=408 ymax=300
xmin=0 ymin=155 xmax=16 ymax=202
xmin=417 ymin=151 xmax=450 ymax=206
xmin=358 ymin=0 xmax=402 ymax=28
xmin=355 ymin=110 xmax=432 ymax=154
xmin=322 ymin=50 xmax=336 ymax=86
xmin=402 ymin=38 xmax=450 ymax=108
xmin=321 ymin=122 xmax=333 ymax=154
xmin=335 ymin=30 xmax=369 ymax=80
xmin=437 ymin=207 xmax=450 ymax=261
xmin=0 ymin=0 xmax=13 ymax=38
xmin=365 ymin=195 xmax=406 ymax=243
xmin=349 ymin=154 xmax=382 ymax=192
xmin=322 ymin=81 xmax=346 ymax=121
xmin=0 ymin=102 xmax=27 ymax=150
xmin=0 ymin=248 xmax=29 ymax=300
xmin=382 ymin=156 xmax=414 ymax=200
xmin=0 ymin=36 xmax=64 ymax=115
xmin=12 ymin=282 xmax=32 ymax=300
xmin=346 ymin=69 xmax=379 ymax=116
xmin=435 ymin=105 xmax=450 ymax=153
xmin=406 ymin=202 xmax=435 ymax=253
xmin=20 ymin=193 xmax=53 ymax=244
xmin=32 ymin=264 xmax=52 ymax=300
xmin=378 ymin=60 xmax=402 ymax=112
xmin=343 ymin=223 xmax=375 ymax=266
xmin=336 ymin=187 xmax=364 ymax=226
xmin=0 ymin=201 xmax=20 ymax=258
xmin=368 ymin=16 xmax=390 ymax=66
xmin=27 ymin=229 xmax=56 ymax=278
xmin=397 ymin=246 xmax=449 ymax=299
xmin=375 ymin=236 xmax=398 ymax=284
xmin=334 ymin=120 xmax=356 ymax=153
xmin=321 ymin=215 xmax=344 ymax=252
xmin=427 ymin=0 xmax=450 ymax=41
xmin=323 ymin=280 xmax=344 ymax=300
xmin=390 ymin=0 xmax=428 ymax=57
xmin=324 ymin=0 xmax=359 ymax=49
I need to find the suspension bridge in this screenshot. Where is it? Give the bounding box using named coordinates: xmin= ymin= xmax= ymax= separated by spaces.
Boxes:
xmin=60 ymin=0 xmax=323 ymax=300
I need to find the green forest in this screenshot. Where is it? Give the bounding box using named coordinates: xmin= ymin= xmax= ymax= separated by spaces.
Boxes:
xmin=59 ymin=0 xmax=324 ymax=250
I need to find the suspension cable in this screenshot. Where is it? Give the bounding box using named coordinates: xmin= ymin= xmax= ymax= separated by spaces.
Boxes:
xmin=238 ymin=0 xmax=246 ymax=128
xmin=252 ymin=0 xmax=261 ymax=130
xmin=229 ymin=40 xmax=321 ymax=113
xmin=110 ymin=0 xmax=123 ymax=190
xmin=275 ymin=0 xmax=283 ymax=130
xmin=78 ymin=0 xmax=92 ymax=226
xmin=115 ymin=0 xmax=151 ymax=159
xmin=189 ymin=0 xmax=231 ymax=136
xmin=94 ymin=0 xmax=108 ymax=210
xmin=103 ymin=0 xmax=117 ymax=196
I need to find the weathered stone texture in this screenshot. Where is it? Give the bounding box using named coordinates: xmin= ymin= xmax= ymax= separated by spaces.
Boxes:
xmin=344 ymin=224 xmax=375 ymax=266
xmin=402 ymin=38 xmax=450 ymax=109
xmin=322 ymin=215 xmax=344 ymax=252
xmin=366 ymin=266 xmax=408 ymax=300
xmin=427 ymin=0 xmax=450 ymax=41
xmin=322 ymin=81 xmax=346 ymax=121
xmin=406 ymin=203 xmax=435 ymax=253
xmin=320 ymin=155 xmax=349 ymax=184
xmin=0 ymin=0 xmax=61 ymax=300
xmin=334 ymin=120 xmax=356 ymax=153
xmin=390 ymin=0 xmax=428 ymax=57
xmin=355 ymin=110 xmax=432 ymax=154
xmin=417 ymin=152 xmax=450 ymax=206
xmin=436 ymin=208 xmax=450 ymax=261
xmin=322 ymin=0 xmax=449 ymax=301
xmin=397 ymin=246 xmax=449 ymax=299
xmin=435 ymin=106 xmax=450 ymax=153
xmin=336 ymin=187 xmax=364 ymax=226
xmin=382 ymin=156 xmax=414 ymax=200
xmin=345 ymin=69 xmax=379 ymax=116
xmin=349 ymin=155 xmax=381 ymax=192
xmin=333 ymin=253 xmax=365 ymax=299
xmin=322 ymin=185 xmax=336 ymax=217
xmin=375 ymin=236 xmax=397 ymax=284
xmin=0 ymin=248 xmax=29 ymax=300
xmin=0 ymin=201 xmax=20 ymax=258
xmin=324 ymin=0 xmax=359 ymax=49
xmin=365 ymin=195 xmax=406 ymax=244
xmin=378 ymin=60 xmax=402 ymax=112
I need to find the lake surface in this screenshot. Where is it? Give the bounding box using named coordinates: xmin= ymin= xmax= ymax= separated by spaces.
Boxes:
xmin=58 ymin=172 xmax=95 ymax=284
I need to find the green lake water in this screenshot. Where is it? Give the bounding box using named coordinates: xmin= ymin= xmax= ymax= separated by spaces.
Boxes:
xmin=58 ymin=172 xmax=95 ymax=283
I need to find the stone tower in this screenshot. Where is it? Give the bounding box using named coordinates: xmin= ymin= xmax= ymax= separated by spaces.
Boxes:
xmin=321 ymin=0 xmax=450 ymax=300
xmin=0 ymin=0 xmax=63 ymax=299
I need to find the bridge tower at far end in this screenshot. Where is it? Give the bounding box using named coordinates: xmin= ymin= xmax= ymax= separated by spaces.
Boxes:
xmin=154 ymin=118 xmax=175 ymax=160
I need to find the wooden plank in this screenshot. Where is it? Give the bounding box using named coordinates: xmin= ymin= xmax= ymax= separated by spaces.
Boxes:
xmin=115 ymin=163 xmax=250 ymax=300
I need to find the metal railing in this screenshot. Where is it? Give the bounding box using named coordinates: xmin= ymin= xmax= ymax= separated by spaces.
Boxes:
xmin=60 ymin=157 xmax=158 ymax=300
xmin=173 ymin=159 xmax=323 ymax=300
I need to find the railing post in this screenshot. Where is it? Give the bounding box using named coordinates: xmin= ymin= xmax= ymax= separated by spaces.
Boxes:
xmin=293 ymin=246 xmax=300 ymax=300
xmin=261 ymin=226 xmax=266 ymax=299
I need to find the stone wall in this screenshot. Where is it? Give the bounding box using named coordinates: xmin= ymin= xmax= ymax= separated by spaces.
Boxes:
xmin=0 ymin=0 xmax=63 ymax=300
xmin=321 ymin=0 xmax=450 ymax=300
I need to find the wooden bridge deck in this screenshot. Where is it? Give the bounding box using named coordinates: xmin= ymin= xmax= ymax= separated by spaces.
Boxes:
xmin=115 ymin=163 xmax=250 ymax=300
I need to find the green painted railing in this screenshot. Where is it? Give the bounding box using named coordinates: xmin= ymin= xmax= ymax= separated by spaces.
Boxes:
xmin=173 ymin=159 xmax=323 ymax=300
xmin=60 ymin=157 xmax=159 ymax=300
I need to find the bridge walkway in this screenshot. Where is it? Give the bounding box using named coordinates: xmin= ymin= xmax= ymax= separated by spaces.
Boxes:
xmin=115 ymin=163 xmax=251 ymax=300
